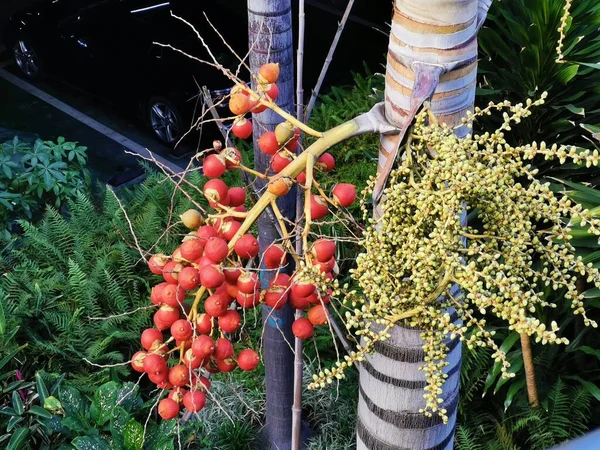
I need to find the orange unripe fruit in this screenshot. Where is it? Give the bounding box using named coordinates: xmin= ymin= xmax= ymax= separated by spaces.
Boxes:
xmin=259 ymin=62 xmax=280 ymax=84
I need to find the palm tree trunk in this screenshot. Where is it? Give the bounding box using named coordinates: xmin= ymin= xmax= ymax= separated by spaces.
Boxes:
xmin=359 ymin=1 xmax=491 ymax=448
xmin=247 ymin=1 xmax=296 ymax=449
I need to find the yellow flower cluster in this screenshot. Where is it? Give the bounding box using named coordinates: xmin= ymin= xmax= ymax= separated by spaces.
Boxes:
xmin=310 ymin=95 xmax=600 ymax=422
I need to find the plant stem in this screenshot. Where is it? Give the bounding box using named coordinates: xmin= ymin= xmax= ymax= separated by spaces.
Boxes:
xmin=520 ymin=332 xmax=539 ymax=408
xmin=304 ymin=0 xmax=356 ymax=122
xmin=292 ymin=3 xmax=306 ymax=447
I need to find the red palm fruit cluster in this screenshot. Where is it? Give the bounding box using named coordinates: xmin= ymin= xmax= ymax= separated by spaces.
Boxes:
xmin=228 ymin=62 xmax=281 ymax=142
xmin=138 ymin=198 xmax=267 ymax=421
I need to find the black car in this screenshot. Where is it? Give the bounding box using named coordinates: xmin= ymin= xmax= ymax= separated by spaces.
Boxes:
xmin=4 ymin=0 xmax=388 ymax=147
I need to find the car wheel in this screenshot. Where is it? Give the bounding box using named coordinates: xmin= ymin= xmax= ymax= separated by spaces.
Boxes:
xmin=13 ymin=38 xmax=43 ymax=79
xmin=147 ymin=97 xmax=183 ymax=146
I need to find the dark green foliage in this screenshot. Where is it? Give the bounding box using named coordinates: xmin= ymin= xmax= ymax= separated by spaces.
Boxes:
xmin=0 ymin=169 xmax=213 ymax=378
xmin=0 ymin=137 xmax=90 ymax=237
xmin=478 ymin=0 xmax=600 ymax=147
xmin=456 ymin=377 xmax=592 ymax=450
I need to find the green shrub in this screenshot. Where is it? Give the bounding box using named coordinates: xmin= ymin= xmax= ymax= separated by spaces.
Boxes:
xmin=0 ymin=137 xmax=90 ymax=237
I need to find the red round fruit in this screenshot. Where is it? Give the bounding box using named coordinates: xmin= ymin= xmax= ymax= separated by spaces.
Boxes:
xmin=200 ymin=265 xmax=225 ymax=289
xmin=285 ymin=128 xmax=301 ymax=152
xmin=332 ymin=183 xmax=357 ymax=207
xmin=195 ymin=313 xmax=212 ymax=334
xmin=149 ymin=254 xmax=169 ymax=275
xmin=183 ymin=390 xmax=206 ymax=413
xmin=217 ymin=357 xmax=237 ymax=372
xmin=236 ymin=291 xmax=260 ymax=308
xmin=224 ymin=264 xmax=243 ymax=283
xmin=168 ymin=365 xmax=190 ymax=387
xmin=313 ymin=256 xmax=336 ymax=274
xmin=220 ymin=220 xmax=242 ymax=242
xmin=264 ymin=244 xmax=286 ymax=269
xmin=183 ymin=349 xmax=202 ymax=369
xmin=264 ymin=287 xmax=288 ymax=310
xmin=234 ymin=234 xmax=259 ymax=259
xmin=271 ymin=152 xmax=293 ymax=173
xmin=292 ymin=318 xmax=314 ymax=339
xmin=259 ymin=63 xmax=280 ymax=84
xmin=204 ymin=293 xmax=229 ymax=317
xmin=258 ymin=131 xmax=280 ymax=155
xmin=171 ymin=319 xmax=193 ymax=341
xmin=155 ymin=380 xmax=174 ymax=390
xmin=228 ymin=187 xmax=246 ymax=207
xmin=296 ymin=171 xmax=306 ymax=184
xmin=151 ymin=282 xmax=169 ymax=305
xmin=308 ymin=304 xmax=329 ymax=325
xmin=232 ymin=117 xmax=253 ymax=139
xmin=264 ymin=83 xmax=279 ymax=101
xmin=237 ymin=349 xmax=260 ymax=371
xmin=158 ymin=398 xmax=180 ymax=420
xmin=214 ymin=338 xmax=234 ymax=360
xmin=229 ymin=92 xmax=250 ymax=115
xmin=180 ymin=239 xmax=204 ymax=261
xmin=196 ymin=255 xmax=213 ymax=270
xmin=204 ymin=237 xmax=229 ymax=263
xmin=237 ymin=271 xmax=259 ymax=294
xmin=154 ymin=305 xmax=180 ymax=330
xmin=305 ymin=291 xmax=320 ymax=304
xmin=143 ymin=353 xmax=167 ymax=374
xmin=192 ymin=335 xmax=215 ymax=359
xmin=141 ymin=328 xmax=164 ymax=350
xmin=267 ymin=175 xmax=293 ymax=196
xmin=161 ymin=284 xmax=186 ymax=307
xmin=162 ymin=261 xmax=182 ymax=284
xmin=178 ymin=267 xmax=200 ymax=291
xmin=131 ymin=351 xmax=147 ymax=372
xmin=203 ymin=154 xmax=226 ymax=178
xmin=310 ymin=239 xmax=336 ymax=262
xmin=289 ymin=292 xmax=311 ymax=310
xmin=196 ymin=224 xmax=218 ymax=241
xmin=310 ymin=195 xmax=329 ymax=220
xmin=291 ymin=279 xmax=316 ymax=298
xmin=249 ymin=98 xmax=267 ymax=113
xmin=225 ymin=282 xmax=239 ymax=299
xmin=168 ymin=387 xmax=187 ymax=405
xmin=270 ymin=273 xmax=291 ymax=288
xmin=221 ymin=147 xmax=242 ymax=168
xmin=203 ymin=179 xmax=228 ymax=205
xmin=197 ymin=375 xmax=211 ymax=391
xmin=316 ymin=153 xmax=335 ymax=172
xmin=218 ymin=310 xmax=241 ymax=333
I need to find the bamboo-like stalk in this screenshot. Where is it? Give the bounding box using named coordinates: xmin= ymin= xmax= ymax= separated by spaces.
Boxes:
xmin=304 ymin=0 xmax=356 ymax=122
xmin=292 ymin=1 xmax=306 ymax=448
xmin=520 ymin=332 xmax=540 ymax=408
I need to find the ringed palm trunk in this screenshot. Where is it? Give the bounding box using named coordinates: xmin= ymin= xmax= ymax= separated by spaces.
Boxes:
xmin=358 ymin=1 xmax=491 ymax=449
xmin=247 ymin=1 xmax=296 ymax=449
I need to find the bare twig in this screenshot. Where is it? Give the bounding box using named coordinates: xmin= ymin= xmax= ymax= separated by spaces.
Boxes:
xmin=304 ymin=0 xmax=357 ymax=122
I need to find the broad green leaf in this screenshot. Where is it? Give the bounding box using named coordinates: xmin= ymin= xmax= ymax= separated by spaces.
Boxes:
xmin=90 ymin=381 xmax=118 ymax=426
xmin=567 ymin=375 xmax=600 ymax=401
xmin=583 ymin=288 xmax=600 ymax=298
xmin=123 ymin=419 xmax=144 ymax=450
xmin=556 ymin=65 xmax=580 ymax=84
xmin=7 ymin=415 xmax=23 ymax=431
xmin=0 ymin=406 xmax=18 ymax=417
xmin=35 ymin=372 xmax=49 ymax=407
xmin=0 ymin=344 xmax=27 ymax=372
xmin=504 ymin=378 xmax=526 ymax=412
xmin=72 ymin=436 xmax=112 ymax=450
xmin=6 ymin=427 xmax=28 ymax=450
xmin=61 ymin=416 xmax=86 ymax=433
xmin=115 ymin=383 xmax=140 ymax=412
xmin=28 ymin=405 xmax=53 ymax=419
xmin=11 ymin=391 xmax=24 ymax=415
xmin=58 ymin=386 xmax=84 ymax=418
xmin=494 ymin=356 xmax=524 ymax=394
xmin=574 ymin=345 xmax=600 ymax=360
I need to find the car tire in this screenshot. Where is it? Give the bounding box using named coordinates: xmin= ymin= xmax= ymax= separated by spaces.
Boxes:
xmin=146 ymin=97 xmax=184 ymax=147
xmin=13 ymin=38 xmax=44 ymax=80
